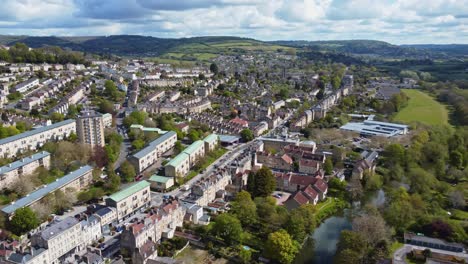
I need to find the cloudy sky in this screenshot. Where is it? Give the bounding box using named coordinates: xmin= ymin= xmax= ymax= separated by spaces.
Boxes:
xmin=0 ymin=0 xmax=467 ymax=44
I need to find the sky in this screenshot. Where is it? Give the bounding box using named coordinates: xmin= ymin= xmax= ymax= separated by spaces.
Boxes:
xmin=0 ymin=0 xmax=467 ymax=44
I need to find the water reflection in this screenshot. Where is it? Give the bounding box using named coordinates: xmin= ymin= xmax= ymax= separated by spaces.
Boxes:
xmin=295 ymin=215 xmax=352 ymax=264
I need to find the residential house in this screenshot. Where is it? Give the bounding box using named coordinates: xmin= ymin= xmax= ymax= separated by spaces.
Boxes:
xmin=0 ymin=151 xmax=50 ymax=189
xmin=105 ymin=180 xmax=151 ymax=221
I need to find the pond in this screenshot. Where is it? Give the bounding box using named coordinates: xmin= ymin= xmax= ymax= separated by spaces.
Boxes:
xmin=294 ymin=215 xmax=352 ymax=264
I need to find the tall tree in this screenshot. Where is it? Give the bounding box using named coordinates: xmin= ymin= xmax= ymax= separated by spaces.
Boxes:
xmin=9 ymin=207 xmax=40 ymax=235
xmin=230 ymin=191 xmax=257 ymax=226
xmin=212 ymin=213 xmax=243 ymax=245
xmin=264 ymin=229 xmax=300 ymax=264
xmin=251 ymin=167 xmax=276 ymax=197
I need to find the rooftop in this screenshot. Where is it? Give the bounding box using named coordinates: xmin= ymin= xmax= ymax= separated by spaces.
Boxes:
xmin=132 ymin=131 xmax=176 ymax=159
xmin=0 ymin=119 xmax=75 ymax=146
xmin=2 ymin=165 xmax=93 ymax=214
xmin=203 ymin=134 xmax=218 ymax=144
xmin=183 ymin=140 xmax=204 ymax=155
xmin=0 ymin=151 xmax=50 ymax=174
xmin=107 ymin=180 xmax=150 ymax=203
xmin=40 ymin=217 xmax=79 ymax=240
xmin=148 ymin=175 xmax=172 ymax=183
xmin=166 ymin=152 xmax=189 ymax=168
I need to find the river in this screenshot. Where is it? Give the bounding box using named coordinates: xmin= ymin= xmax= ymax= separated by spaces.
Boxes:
xmin=294 ymin=189 xmax=386 ymax=263
xmin=294 ymin=215 xmax=352 ymax=264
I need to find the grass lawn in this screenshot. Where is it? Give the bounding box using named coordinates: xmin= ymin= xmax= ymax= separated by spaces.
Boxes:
xmin=176 ymin=245 xmax=227 ymax=264
xmin=315 ymin=197 xmax=347 ymax=221
xmin=184 ymin=147 xmax=228 ymax=182
xmin=388 ymin=241 xmax=404 ymax=257
xmin=394 ymin=89 xmax=449 ymax=126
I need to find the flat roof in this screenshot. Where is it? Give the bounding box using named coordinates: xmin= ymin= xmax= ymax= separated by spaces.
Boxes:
xmin=0 ymin=151 xmax=50 ymax=174
xmin=107 ymin=180 xmax=150 ymax=203
xmin=340 ymin=122 xmax=402 ymax=137
xmin=166 ymin=152 xmax=189 ymax=168
xmin=183 ymin=140 xmax=204 ymax=155
xmin=219 ymin=135 xmax=240 ymax=143
xmin=132 ymin=131 xmax=176 ymax=159
xmin=1 ymin=165 xmax=93 ymax=214
xmin=0 ymin=119 xmax=75 ymax=146
xmin=40 ymin=217 xmax=79 ymax=240
xmin=203 ymin=134 xmax=218 ymax=144
xmin=363 ymin=120 xmax=408 ymax=129
xmin=148 ymin=175 xmax=172 ymax=183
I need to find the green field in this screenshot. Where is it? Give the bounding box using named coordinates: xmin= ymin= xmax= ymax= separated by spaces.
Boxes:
xmin=156 ymin=40 xmax=295 ymax=62
xmin=394 ymin=89 xmax=449 ymax=125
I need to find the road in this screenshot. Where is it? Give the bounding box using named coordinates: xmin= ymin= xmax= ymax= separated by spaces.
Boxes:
xmin=114 ymin=108 xmax=131 ymax=170
xmin=157 ymin=112 xmax=292 ymax=201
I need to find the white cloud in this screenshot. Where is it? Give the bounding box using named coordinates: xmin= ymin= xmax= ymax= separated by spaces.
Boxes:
xmin=0 ymin=0 xmax=466 ymax=44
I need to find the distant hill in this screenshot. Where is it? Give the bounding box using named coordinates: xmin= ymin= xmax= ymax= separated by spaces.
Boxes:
xmin=401 ymin=44 xmax=468 ymax=56
xmin=0 ymin=35 xmax=275 ymax=57
xmin=0 ymin=35 xmax=465 ymax=59
xmin=270 ymin=40 xmax=430 ymax=57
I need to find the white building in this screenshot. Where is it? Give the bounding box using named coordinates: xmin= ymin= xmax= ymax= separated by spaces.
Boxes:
xmin=14 ymin=78 xmax=39 ymax=93
xmin=129 ymin=131 xmax=177 ymax=173
xmin=0 ymin=119 xmax=76 ymax=158
xmin=105 ymin=180 xmax=151 ymax=221
xmin=0 ymin=151 xmax=50 ymax=189
xmin=31 ymin=217 xmax=82 ymax=264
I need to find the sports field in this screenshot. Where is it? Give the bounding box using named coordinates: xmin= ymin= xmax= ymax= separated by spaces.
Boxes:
xmin=394 ymin=89 xmax=449 ymax=126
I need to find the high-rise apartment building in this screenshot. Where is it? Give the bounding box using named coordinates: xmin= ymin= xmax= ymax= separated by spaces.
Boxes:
xmin=76 ymin=110 xmax=105 ymax=147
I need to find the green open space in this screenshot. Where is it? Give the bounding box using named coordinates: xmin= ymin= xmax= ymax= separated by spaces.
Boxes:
xmin=394 ymin=89 xmax=449 ymax=126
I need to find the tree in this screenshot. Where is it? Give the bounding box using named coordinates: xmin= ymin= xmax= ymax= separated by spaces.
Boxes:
xmin=240 ymin=129 xmax=254 ymax=142
xmin=324 ymin=158 xmax=333 ymax=175
xmin=212 ymin=213 xmax=243 ymax=245
xmin=449 ymin=150 xmax=463 ymax=169
xmin=277 ymin=88 xmax=289 ymax=100
xmin=352 ymin=214 xmax=390 ymax=247
xmin=99 ymin=99 xmax=115 ymax=114
xmin=9 ymin=207 xmax=40 ymax=235
xmin=50 ymin=112 xmax=64 ymax=123
xmin=29 ymin=109 xmax=40 ymax=117
xmin=264 ymin=229 xmax=299 ymax=264
xmin=132 ymin=139 xmax=145 ymax=151
xmin=334 ymin=249 xmax=363 ymax=264
xmin=250 ymin=167 xmax=276 ymax=197
xmin=285 ymin=210 xmax=306 ymax=242
xmin=210 ymin=63 xmax=219 ymax=74
xmin=230 ymin=191 xmax=257 ymax=226
xmin=120 ymin=160 xmax=136 ymax=182
xmin=238 ymin=246 xmax=252 ymax=264
xmin=316 ymin=89 xmax=325 ymax=100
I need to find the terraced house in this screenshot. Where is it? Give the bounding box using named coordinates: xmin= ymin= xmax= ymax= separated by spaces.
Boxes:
xmin=105 ymin=180 xmax=151 ymax=221
xmin=0 ymin=151 xmax=50 ymax=189
xmin=0 ymin=119 xmax=76 ymax=158
xmin=1 ymin=165 xmax=93 ymax=217
xmin=129 ymin=131 xmax=177 ymax=173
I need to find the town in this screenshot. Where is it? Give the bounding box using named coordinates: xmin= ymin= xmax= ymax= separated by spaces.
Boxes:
xmin=0 ymin=33 xmax=466 ymax=264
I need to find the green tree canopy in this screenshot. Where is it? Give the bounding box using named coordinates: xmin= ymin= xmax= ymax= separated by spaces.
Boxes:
xmin=264 ymin=229 xmax=300 ymax=264
xmin=240 ymin=129 xmax=254 ymax=142
xmin=248 ymin=166 xmax=276 ymax=197
xmin=230 ymin=191 xmax=257 ymax=226
xmin=9 ymin=207 xmax=40 ymax=235
xmin=212 ymin=213 xmax=243 ymax=245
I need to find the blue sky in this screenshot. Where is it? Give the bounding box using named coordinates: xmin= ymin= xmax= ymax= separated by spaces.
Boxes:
xmin=0 ymin=0 xmax=467 ymax=44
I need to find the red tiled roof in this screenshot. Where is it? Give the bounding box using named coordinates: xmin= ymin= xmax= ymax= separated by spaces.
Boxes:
xmin=313 ymin=178 xmax=328 ymax=193
xmin=292 ymin=191 xmax=309 ymax=205
xmin=229 ymin=117 xmax=249 ymax=126
xmin=302 ymin=185 xmax=319 ymax=200
xmin=281 ymin=154 xmax=293 ymax=164
xmin=289 ymin=174 xmax=318 ymax=186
